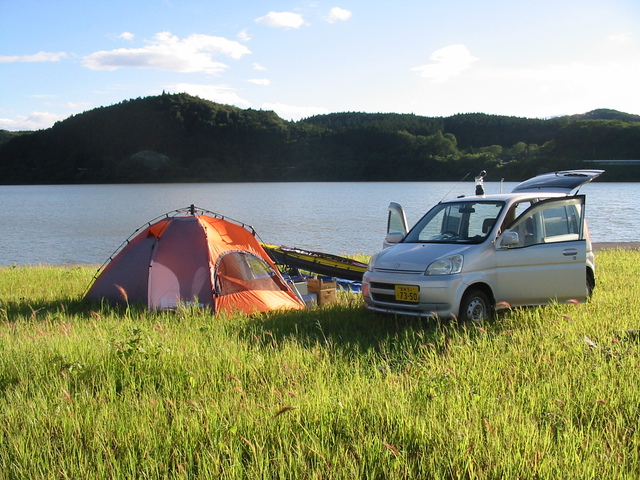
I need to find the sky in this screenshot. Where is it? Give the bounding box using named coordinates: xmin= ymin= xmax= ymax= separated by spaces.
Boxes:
xmin=1 ymin=0 xmax=640 ymax=131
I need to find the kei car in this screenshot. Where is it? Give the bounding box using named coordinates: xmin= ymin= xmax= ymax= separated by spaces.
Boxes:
xmin=362 ymin=169 xmax=604 ymax=321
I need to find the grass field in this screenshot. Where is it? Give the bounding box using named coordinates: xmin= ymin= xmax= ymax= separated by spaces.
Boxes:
xmin=1 ymin=249 xmax=640 ymax=479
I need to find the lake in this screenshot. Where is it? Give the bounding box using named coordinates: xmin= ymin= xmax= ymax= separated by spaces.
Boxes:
xmin=1 ymin=181 xmax=638 ymax=266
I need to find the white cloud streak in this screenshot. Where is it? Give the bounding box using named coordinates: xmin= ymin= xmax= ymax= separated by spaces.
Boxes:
xmin=411 ymin=44 xmax=478 ymax=83
xmin=0 ymin=111 xmax=66 ymax=130
xmin=0 ymin=51 xmax=67 ymax=63
xmin=248 ymin=79 xmax=270 ymax=86
xmin=255 ymin=11 xmax=306 ymax=29
xmin=83 ymin=32 xmax=251 ymax=73
xmin=326 ymin=7 xmax=352 ymax=23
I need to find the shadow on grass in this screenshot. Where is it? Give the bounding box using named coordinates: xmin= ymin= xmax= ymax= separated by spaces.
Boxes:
xmin=1 ymin=291 xmax=501 ymax=366
xmin=0 ymin=296 xmax=148 ymax=323
xmin=239 ymin=294 xmax=468 ymax=356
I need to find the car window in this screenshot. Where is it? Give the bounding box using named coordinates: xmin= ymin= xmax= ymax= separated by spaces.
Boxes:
xmin=501 ymin=200 xmax=535 ymax=232
xmin=504 ymin=197 xmax=584 ymax=248
xmin=405 ymin=201 xmax=504 ymax=244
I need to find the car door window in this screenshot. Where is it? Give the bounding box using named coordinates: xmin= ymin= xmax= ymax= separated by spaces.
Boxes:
xmin=502 ymin=196 xmax=584 ymax=248
xmin=541 ymin=205 xmax=580 ymax=242
xmin=499 ymin=200 xmax=535 ymax=234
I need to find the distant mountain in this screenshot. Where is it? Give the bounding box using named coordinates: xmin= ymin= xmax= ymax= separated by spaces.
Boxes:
xmin=1 ymin=94 xmax=639 ymax=184
xmin=569 ymin=109 xmax=640 ymax=123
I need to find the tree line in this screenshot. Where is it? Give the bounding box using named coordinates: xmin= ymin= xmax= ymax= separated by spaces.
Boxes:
xmin=1 ymin=93 xmax=639 ymax=184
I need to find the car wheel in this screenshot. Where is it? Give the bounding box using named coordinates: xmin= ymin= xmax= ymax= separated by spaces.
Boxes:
xmin=460 ymin=289 xmax=492 ymax=323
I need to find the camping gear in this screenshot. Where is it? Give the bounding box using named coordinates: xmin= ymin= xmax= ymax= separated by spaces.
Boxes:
xmin=261 ymin=243 xmax=367 ymax=281
xmin=85 ymin=206 xmax=305 ymax=314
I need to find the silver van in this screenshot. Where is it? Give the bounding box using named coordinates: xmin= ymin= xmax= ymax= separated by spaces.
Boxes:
xmin=362 ymin=169 xmax=604 ymax=321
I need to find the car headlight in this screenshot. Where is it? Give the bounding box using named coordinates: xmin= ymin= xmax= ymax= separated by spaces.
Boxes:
xmin=367 ymin=252 xmax=380 ymax=272
xmin=425 ymin=254 xmax=463 ymax=275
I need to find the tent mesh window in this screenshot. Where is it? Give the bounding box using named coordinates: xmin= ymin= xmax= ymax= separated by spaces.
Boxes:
xmin=216 ymin=251 xmax=284 ymax=295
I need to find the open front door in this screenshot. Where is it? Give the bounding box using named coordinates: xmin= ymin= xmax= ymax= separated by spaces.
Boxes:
xmin=384 ymin=202 xmax=409 ymax=248
xmin=495 ymin=196 xmax=587 ymax=306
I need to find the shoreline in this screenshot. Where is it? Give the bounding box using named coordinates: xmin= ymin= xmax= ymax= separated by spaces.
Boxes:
xmin=593 ymin=242 xmax=640 ymax=251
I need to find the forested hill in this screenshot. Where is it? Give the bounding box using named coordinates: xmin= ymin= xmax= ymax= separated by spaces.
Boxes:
xmin=1 ymin=93 xmax=640 ymax=184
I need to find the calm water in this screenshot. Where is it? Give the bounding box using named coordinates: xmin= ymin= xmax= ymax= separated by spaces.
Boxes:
xmin=0 ymin=181 xmax=638 ymax=266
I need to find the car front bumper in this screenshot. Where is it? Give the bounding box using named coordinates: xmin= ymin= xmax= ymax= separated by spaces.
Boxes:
xmin=362 ymin=271 xmax=465 ymax=318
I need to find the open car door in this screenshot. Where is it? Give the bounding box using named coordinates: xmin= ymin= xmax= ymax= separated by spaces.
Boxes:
xmin=495 ymin=195 xmax=588 ymax=306
xmin=384 ymin=202 xmax=409 ymax=248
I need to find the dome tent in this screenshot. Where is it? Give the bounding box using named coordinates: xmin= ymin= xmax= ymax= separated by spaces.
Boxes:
xmin=85 ymin=206 xmax=305 ymax=315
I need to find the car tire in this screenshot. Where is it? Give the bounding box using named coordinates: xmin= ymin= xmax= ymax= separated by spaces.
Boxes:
xmin=459 ymin=289 xmax=492 ymax=323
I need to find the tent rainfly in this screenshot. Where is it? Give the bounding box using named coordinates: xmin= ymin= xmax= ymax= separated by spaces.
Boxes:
xmin=85 ymin=206 xmax=305 ymax=315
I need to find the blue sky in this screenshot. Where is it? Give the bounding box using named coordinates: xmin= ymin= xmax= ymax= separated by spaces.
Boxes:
xmin=1 ymin=0 xmax=639 ymax=131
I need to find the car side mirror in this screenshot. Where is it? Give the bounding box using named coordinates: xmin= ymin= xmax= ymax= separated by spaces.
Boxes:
xmin=499 ymin=231 xmax=520 ymax=248
xmin=385 ymin=231 xmax=405 ymax=247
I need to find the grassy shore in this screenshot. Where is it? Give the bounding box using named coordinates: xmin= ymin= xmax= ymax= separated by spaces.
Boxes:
xmin=2 ymin=249 xmax=640 ymax=479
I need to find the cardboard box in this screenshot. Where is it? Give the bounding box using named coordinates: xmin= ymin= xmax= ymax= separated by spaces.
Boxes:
xmin=315 ymin=288 xmax=337 ymax=306
xmin=307 ymin=277 xmax=337 ymax=306
xmin=307 ymin=278 xmax=337 ymax=291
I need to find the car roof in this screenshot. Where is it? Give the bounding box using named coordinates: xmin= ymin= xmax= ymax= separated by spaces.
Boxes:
xmin=440 ymin=191 xmax=567 ymax=205
xmin=439 ymin=169 xmax=604 ymax=204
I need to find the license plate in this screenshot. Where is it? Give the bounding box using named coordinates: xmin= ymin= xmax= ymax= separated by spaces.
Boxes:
xmin=395 ymin=285 xmax=420 ymax=303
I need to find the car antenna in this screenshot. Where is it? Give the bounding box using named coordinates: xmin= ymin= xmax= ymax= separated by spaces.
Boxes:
xmin=438 ymin=172 xmax=470 ymax=203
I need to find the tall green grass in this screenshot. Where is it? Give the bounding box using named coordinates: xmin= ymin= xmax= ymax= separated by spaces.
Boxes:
xmin=1 ymin=250 xmax=640 ymax=479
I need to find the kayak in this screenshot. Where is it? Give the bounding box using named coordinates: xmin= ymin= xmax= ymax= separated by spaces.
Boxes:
xmin=261 ymin=244 xmax=367 ymax=281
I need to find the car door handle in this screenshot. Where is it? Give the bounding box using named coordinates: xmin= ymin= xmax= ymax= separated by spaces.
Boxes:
xmin=563 ymin=248 xmax=578 ymax=256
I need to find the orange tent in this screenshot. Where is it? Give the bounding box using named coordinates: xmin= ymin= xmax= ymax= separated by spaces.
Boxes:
xmin=85 ymin=206 xmax=305 ymax=314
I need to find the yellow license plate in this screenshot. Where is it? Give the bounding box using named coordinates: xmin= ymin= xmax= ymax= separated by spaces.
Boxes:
xmin=395 ymin=285 xmax=419 ymax=303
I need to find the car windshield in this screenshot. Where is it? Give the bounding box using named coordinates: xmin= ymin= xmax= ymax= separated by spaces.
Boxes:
xmin=404 ymin=201 xmax=505 ymax=244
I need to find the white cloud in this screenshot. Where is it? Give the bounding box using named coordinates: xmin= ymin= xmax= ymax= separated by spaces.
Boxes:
xmin=118 ymin=32 xmax=135 ymax=41
xmin=607 ymin=32 xmax=633 ymax=45
xmin=252 ymin=63 xmax=267 ymax=71
xmin=248 ymin=79 xmax=270 ymax=86
xmin=260 ymin=102 xmax=329 ymax=121
xmin=255 ymin=11 xmax=306 ymax=29
xmin=83 ymin=31 xmax=251 ymax=73
xmin=165 ymin=83 xmax=251 ymax=108
xmin=62 ymin=101 xmax=92 ymax=110
xmin=408 ymin=45 xmax=640 ymax=119
xmin=326 ymin=7 xmax=352 ymax=23
xmin=237 ymin=29 xmax=251 ymax=42
xmin=0 ymin=51 xmax=67 ymax=63
xmin=411 ymin=44 xmax=478 ymax=83
xmin=0 ymin=111 xmax=66 ymax=131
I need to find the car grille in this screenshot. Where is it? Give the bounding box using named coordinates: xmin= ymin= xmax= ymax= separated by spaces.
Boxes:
xmin=374 ymin=268 xmax=423 ymax=274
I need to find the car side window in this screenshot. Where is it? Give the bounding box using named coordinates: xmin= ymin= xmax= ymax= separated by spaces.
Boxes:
xmin=541 ymin=204 xmax=581 ymax=242
xmin=500 ymin=200 xmax=534 ymax=234
xmin=503 ymin=197 xmax=584 ymax=248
